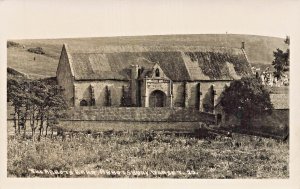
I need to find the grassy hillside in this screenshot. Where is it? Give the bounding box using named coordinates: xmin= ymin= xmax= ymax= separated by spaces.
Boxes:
xmin=7 ymin=42 xmax=60 ymax=79
xmin=7 ymin=34 xmax=288 ymax=79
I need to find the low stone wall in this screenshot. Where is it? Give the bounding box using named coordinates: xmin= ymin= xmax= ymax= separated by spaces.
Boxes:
xmin=58 ymin=120 xmax=203 ymax=132
xmin=66 ymin=107 xmax=215 ymax=124
xmin=219 ymin=109 xmax=289 ymax=136
xmin=267 ymin=86 xmax=289 ymax=94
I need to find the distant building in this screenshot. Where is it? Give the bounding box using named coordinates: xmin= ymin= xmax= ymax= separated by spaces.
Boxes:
xmin=56 ymin=43 xmax=252 ymax=113
xmin=256 ymin=67 xmax=289 ymax=87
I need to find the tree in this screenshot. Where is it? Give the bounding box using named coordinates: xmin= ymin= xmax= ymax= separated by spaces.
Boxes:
xmin=43 ymin=85 xmax=67 ymax=137
xmin=7 ymin=77 xmax=23 ymax=134
xmin=272 ymin=36 xmax=290 ymax=79
xmin=220 ymin=76 xmax=273 ymax=127
xmin=28 ymin=80 xmax=46 ymax=140
xmin=7 ymin=77 xmax=33 ymax=135
xmin=7 ymin=76 xmax=67 ymax=141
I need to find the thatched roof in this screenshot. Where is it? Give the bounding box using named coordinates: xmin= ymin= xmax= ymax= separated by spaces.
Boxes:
xmin=63 ymin=44 xmax=252 ymax=81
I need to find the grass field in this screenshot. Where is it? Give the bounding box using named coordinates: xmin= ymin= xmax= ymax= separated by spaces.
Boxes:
xmin=7 ymin=34 xmax=288 ymax=79
xmin=7 ymin=130 xmax=288 ymax=178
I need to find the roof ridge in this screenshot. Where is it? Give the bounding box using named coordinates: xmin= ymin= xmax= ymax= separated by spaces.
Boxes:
xmin=68 ymin=45 xmax=244 ymax=53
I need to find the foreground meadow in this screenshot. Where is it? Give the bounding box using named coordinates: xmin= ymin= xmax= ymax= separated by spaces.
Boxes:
xmin=7 ymin=131 xmax=288 ymax=178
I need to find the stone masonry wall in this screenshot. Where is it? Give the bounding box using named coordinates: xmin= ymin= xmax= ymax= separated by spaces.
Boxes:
xmin=73 ymin=80 xmax=229 ymax=110
xmin=172 ymin=81 xmax=229 ymax=111
xmin=172 ymin=82 xmax=185 ymax=107
xmin=56 ymin=46 xmax=75 ymax=106
xmin=199 ymin=81 xmax=230 ymax=112
xmin=66 ymin=107 xmax=216 ymax=124
xmin=74 ymin=80 xmax=129 ymax=107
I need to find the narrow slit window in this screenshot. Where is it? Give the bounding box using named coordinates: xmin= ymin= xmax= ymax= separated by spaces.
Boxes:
xmin=155 ymin=68 xmax=160 ymax=77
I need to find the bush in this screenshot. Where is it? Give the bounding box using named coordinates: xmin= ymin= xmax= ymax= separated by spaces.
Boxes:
xmin=7 ymin=41 xmax=21 ymax=48
xmin=7 ymin=67 xmax=26 ymax=77
xmin=220 ymin=76 xmax=273 ymax=127
xmin=27 ymin=47 xmax=45 ymax=54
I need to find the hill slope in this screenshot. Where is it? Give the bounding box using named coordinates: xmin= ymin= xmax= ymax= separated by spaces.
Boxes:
xmin=7 ymin=34 xmax=288 ymax=79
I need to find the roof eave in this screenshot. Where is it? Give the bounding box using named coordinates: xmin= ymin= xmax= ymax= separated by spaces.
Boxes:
xmin=74 ymin=78 xmax=130 ymax=82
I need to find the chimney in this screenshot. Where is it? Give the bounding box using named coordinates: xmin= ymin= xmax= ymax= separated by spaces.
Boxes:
xmin=131 ymin=65 xmax=140 ymax=80
xmin=241 ymin=41 xmax=245 ymax=49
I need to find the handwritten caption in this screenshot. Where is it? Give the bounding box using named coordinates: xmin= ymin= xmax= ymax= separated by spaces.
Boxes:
xmin=28 ymin=168 xmax=198 ymax=177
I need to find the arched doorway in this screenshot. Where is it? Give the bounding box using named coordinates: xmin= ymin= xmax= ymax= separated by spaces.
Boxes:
xmin=149 ymin=90 xmax=166 ymax=107
xmin=80 ymin=99 xmax=88 ymax=106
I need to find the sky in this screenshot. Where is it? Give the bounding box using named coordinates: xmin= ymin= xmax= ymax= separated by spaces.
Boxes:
xmin=0 ymin=0 xmax=299 ymax=39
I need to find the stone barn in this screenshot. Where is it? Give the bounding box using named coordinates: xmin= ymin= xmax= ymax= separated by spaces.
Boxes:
xmin=56 ymin=43 xmax=252 ymax=113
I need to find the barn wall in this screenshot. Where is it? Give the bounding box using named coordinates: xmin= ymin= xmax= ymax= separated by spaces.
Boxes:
xmin=56 ymin=46 xmax=74 ymax=106
xmin=186 ymin=82 xmax=200 ymax=109
xmin=172 ymin=82 xmax=185 ymax=107
xmin=199 ymin=81 xmax=230 ymax=112
xmin=171 ymin=81 xmax=229 ymax=110
xmin=74 ymin=80 xmax=129 ymax=107
xmin=71 ymin=78 xmax=229 ymax=109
